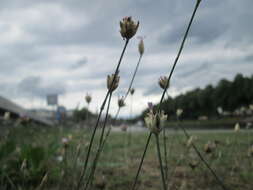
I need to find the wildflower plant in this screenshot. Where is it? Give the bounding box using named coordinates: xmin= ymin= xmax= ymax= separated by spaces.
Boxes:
xmin=76 ymin=16 xmax=139 ymax=190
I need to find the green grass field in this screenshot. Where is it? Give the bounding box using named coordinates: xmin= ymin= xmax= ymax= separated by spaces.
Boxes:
xmin=0 ymin=124 xmax=252 ymax=190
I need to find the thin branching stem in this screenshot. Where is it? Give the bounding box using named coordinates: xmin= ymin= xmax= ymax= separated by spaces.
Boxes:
xmin=158 ymin=0 xmax=201 ymax=110
xmin=125 ymin=54 xmax=142 ymax=98
xmin=131 ymin=132 xmax=152 ymax=190
xmin=83 ymin=92 xmax=113 ymax=190
xmin=75 ymin=39 xmax=129 ymax=190
xmin=163 ymin=126 xmax=169 ymax=180
xmin=99 ymin=92 xmax=112 ymax=146
xmin=177 ymin=117 xmax=229 ymax=190
xmin=115 ymin=54 xmax=143 ymax=119
xmin=155 ymin=133 xmax=167 ymax=190
xmin=85 ymin=53 xmax=144 ymax=189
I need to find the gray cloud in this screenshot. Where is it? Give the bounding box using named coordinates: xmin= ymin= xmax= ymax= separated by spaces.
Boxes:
xmin=17 ymin=76 xmax=66 ymax=98
xmin=70 ymin=57 xmax=88 ymax=70
xmin=0 ymin=0 xmax=252 ymax=115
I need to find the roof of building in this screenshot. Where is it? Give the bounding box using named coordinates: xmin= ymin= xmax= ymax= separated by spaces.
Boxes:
xmin=0 ymin=95 xmax=53 ymax=126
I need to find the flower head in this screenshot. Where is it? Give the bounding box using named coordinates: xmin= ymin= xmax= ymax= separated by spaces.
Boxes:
xmin=130 ymin=88 xmax=135 ymax=95
xmin=120 ymin=17 xmax=139 ymax=40
xmin=85 ymin=93 xmax=92 ymax=104
xmin=107 ymin=73 xmax=120 ymax=92
xmin=158 ymin=76 xmax=169 ymax=90
xmin=176 ymin=109 xmax=183 ymax=117
xmin=118 ymin=96 xmax=126 ymax=108
xmin=138 ymin=36 xmax=144 ymax=55
xmin=144 ymin=108 xmax=167 ymax=134
xmin=234 ymin=122 xmax=240 ymax=132
xmin=3 ymin=112 xmax=10 ymax=120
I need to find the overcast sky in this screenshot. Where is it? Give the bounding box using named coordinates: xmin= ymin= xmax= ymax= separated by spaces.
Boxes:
xmin=0 ymin=0 xmax=253 ymax=117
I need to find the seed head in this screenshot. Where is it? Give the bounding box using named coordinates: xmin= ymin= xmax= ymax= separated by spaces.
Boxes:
xmin=234 ymin=122 xmax=240 ymax=132
xmin=118 ymin=97 xmax=126 ymax=108
xmin=138 ymin=37 xmax=144 ymax=55
xmin=4 ymin=112 xmax=10 ymax=120
xmin=120 ymin=16 xmax=139 ymax=40
xmin=176 ymin=109 xmax=183 ymax=117
xmin=107 ymin=73 xmax=120 ymax=92
xmin=158 ymin=76 xmax=169 ymax=90
xmin=130 ymin=88 xmax=135 ymax=95
xmin=248 ymin=145 xmax=253 ymax=157
xmin=144 ymin=109 xmax=167 ymax=134
xmin=204 ymin=141 xmax=216 ymax=154
xmin=85 ymin=93 xmax=92 ymax=104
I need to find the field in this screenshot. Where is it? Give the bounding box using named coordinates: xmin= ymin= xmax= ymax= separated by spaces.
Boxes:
xmin=0 ymin=124 xmax=252 ymax=190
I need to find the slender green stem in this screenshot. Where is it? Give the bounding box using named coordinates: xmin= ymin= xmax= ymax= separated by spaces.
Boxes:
xmin=131 ymin=132 xmax=152 ymax=190
xmin=99 ymin=93 xmax=112 ymax=146
xmin=177 ymin=117 xmax=229 ymax=190
xmin=163 ymin=126 xmax=168 ymax=180
xmin=114 ymin=54 xmax=143 ymax=119
xmin=155 ymin=134 xmax=167 ymax=190
xmin=83 ymin=93 xmax=113 ymax=190
xmin=84 ymin=127 xmax=111 ymax=190
xmin=84 ymin=46 xmax=143 ymax=189
xmin=125 ymin=54 xmax=142 ymax=98
xmin=158 ymin=0 xmax=201 ymax=110
xmin=75 ymin=39 xmax=129 ymax=190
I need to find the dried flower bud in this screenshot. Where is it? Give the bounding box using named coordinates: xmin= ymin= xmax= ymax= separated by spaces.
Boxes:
xmin=138 ymin=38 xmax=144 ymax=55
xmin=189 ymin=160 xmax=199 ymax=170
xmin=62 ymin=137 xmax=69 ymax=148
xmin=85 ymin=93 xmax=92 ymax=104
xmin=248 ymin=145 xmax=253 ymax=157
xmin=121 ymin=125 xmax=128 ymax=132
xmin=4 ymin=112 xmax=10 ymax=120
xmin=186 ymin=136 xmax=197 ymax=147
xmin=20 ymin=159 xmax=27 ymax=171
xmin=158 ymin=76 xmax=169 ymax=90
xmin=118 ymin=97 xmax=126 ymax=108
xmin=144 ymin=110 xmax=167 ymax=134
xmin=204 ymin=141 xmax=216 ymax=154
xmin=120 ymin=16 xmax=139 ymax=40
xmin=107 ymin=73 xmax=120 ymax=92
xmin=176 ymin=109 xmax=183 ymax=117
xmin=130 ymin=88 xmax=135 ymax=95
xmin=234 ymin=122 xmax=240 ymax=132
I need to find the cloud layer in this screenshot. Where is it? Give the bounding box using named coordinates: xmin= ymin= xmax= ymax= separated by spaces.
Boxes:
xmin=0 ymin=0 xmax=253 ymax=117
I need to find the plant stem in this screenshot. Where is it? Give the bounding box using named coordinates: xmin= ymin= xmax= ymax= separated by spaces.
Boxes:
xmin=85 ymin=53 xmax=143 ymax=188
xmin=131 ymin=132 xmax=152 ymax=190
xmin=83 ymin=92 xmax=113 ymax=190
xmin=75 ymin=39 xmax=129 ymax=190
xmin=177 ymin=117 xmax=229 ymax=190
xmin=99 ymin=92 xmax=112 ymax=146
xmin=163 ymin=126 xmax=169 ymax=180
xmin=155 ymin=134 xmax=167 ymax=190
xmin=158 ymin=0 xmax=201 ymax=110
xmin=125 ymin=54 xmax=142 ymax=98
xmin=84 ymin=125 xmax=111 ymax=190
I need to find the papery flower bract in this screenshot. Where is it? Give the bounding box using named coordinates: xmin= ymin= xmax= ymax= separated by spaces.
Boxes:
xmin=234 ymin=122 xmax=240 ymax=132
xmin=138 ymin=37 xmax=144 ymax=55
xmin=158 ymin=76 xmax=169 ymax=90
xmin=120 ymin=17 xmax=139 ymax=40
xmin=144 ymin=110 xmax=167 ymax=134
xmin=107 ymin=73 xmax=120 ymax=92
xmin=176 ymin=109 xmax=183 ymax=117
xmin=85 ymin=93 xmax=92 ymax=104
xmin=204 ymin=141 xmax=216 ymax=154
xmin=3 ymin=112 xmax=10 ymax=120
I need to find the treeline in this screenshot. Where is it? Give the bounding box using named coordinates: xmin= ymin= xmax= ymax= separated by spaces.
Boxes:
xmin=140 ymin=74 xmax=253 ymax=120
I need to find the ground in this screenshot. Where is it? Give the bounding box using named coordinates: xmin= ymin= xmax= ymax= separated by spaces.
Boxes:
xmin=0 ymin=123 xmax=252 ymax=190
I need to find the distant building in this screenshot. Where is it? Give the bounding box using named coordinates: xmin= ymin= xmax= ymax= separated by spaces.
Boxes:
xmin=0 ymin=95 xmax=53 ymax=126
